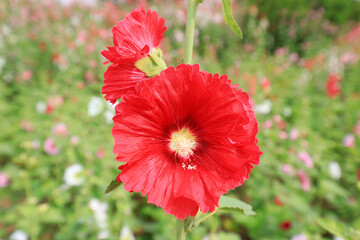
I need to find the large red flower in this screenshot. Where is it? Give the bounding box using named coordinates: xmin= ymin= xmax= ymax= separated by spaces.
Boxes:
xmin=112 ymin=64 xmax=261 ymax=219
xmin=102 ymin=8 xmax=167 ymax=103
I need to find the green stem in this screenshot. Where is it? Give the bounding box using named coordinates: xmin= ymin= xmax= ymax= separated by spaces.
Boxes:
xmin=195 ymin=208 xmax=219 ymax=226
xmin=176 ymin=219 xmax=187 ymax=240
xmin=184 ymin=0 xmax=200 ymax=64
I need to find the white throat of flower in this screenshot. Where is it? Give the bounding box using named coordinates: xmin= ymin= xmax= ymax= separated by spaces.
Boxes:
xmin=170 ymin=128 xmax=196 ymax=159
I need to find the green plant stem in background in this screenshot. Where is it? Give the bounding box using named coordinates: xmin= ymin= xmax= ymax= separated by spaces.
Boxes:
xmin=176 ymin=219 xmax=187 ymax=240
xmin=184 ymin=0 xmax=200 ymax=64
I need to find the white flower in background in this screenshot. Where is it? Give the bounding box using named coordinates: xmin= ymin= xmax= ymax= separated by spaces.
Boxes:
xmin=333 ymin=236 xmax=345 ymax=240
xmin=1 ymin=25 xmax=12 ymax=36
xmin=103 ymin=101 xmax=117 ymax=124
xmin=36 ymin=101 xmax=47 ymax=114
xmin=3 ymin=72 xmax=13 ymax=83
xmin=282 ymin=107 xmax=292 ymax=117
xmin=328 ymin=50 xmax=343 ymax=75
xmin=291 ymin=233 xmax=308 ymax=240
xmin=174 ymin=29 xmax=185 ymax=43
xmin=89 ymin=198 xmax=109 ymax=239
xmin=0 ymin=57 xmax=5 ymax=74
xmin=88 ymin=96 xmax=104 ymax=116
xmin=298 ymin=70 xmax=312 ymax=85
xmin=328 ymin=161 xmax=341 ymax=180
xmin=120 ymin=225 xmax=135 ymax=240
xmin=9 ymin=230 xmax=28 ymax=240
xmin=254 ymin=100 xmax=272 ymax=114
xmin=98 ymin=230 xmax=110 ymax=239
xmin=104 ymin=109 xmax=115 ymax=124
xmin=59 ymin=0 xmax=98 ymax=7
xmin=63 ymin=164 xmax=85 ymax=186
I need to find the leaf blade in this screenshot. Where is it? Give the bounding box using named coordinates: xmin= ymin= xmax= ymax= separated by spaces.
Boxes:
xmin=221 ymin=0 xmax=243 ymax=39
xmin=219 ymin=195 xmax=255 ymax=215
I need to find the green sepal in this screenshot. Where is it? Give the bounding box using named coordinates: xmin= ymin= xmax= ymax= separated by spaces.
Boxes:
xmin=134 ymin=48 xmax=167 ymax=78
xmin=104 ymin=179 xmax=122 ymax=194
xmin=221 ymin=0 xmax=243 ymax=39
xmin=219 ymin=195 xmax=255 ymax=215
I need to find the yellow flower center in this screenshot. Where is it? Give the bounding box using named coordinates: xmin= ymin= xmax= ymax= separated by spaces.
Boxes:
xmin=170 ymin=128 xmax=196 ymax=159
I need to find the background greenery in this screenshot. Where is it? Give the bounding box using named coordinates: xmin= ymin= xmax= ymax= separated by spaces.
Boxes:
xmin=1 ymin=0 xmax=360 ymax=239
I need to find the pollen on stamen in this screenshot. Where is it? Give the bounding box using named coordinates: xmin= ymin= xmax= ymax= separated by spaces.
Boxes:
xmin=170 ymin=128 xmax=196 ymax=159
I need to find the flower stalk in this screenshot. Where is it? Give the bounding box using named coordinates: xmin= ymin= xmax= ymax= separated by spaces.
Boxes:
xmin=176 ymin=219 xmax=187 ymax=240
xmin=184 ymin=0 xmax=200 ymax=64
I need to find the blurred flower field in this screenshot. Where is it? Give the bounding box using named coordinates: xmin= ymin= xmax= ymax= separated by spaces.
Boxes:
xmin=1 ymin=0 xmax=360 ymax=239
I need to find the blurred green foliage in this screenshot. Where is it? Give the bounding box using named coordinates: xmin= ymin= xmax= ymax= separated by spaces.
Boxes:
xmin=1 ymin=0 xmax=360 ymax=239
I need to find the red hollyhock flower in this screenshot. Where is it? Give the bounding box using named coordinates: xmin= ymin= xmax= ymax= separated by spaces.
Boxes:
xmin=112 ymin=64 xmax=262 ymax=219
xmin=326 ymin=73 xmax=341 ymax=98
xmin=102 ymin=8 xmax=167 ymax=103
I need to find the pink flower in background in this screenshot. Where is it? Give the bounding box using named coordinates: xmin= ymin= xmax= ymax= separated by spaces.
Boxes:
xmin=297 ymin=151 xmax=314 ymax=168
xmin=343 ymin=134 xmax=355 ymax=148
xmin=45 ymin=102 xmax=55 ymax=115
xmin=273 ymin=114 xmax=282 ymax=123
xmin=275 ymin=46 xmax=288 ymax=57
xmin=0 ymin=172 xmax=10 ymax=188
xmin=340 ymin=52 xmax=359 ymax=65
xmin=48 ymin=95 xmax=64 ymax=107
xmin=70 ymin=135 xmax=80 ymax=145
xmin=289 ymin=53 xmax=299 ymax=63
xmin=44 ymin=138 xmax=60 ymax=155
xmin=21 ymin=70 xmax=32 ymax=81
xmin=354 ymin=120 xmax=360 ymax=136
xmin=263 ymin=120 xmax=273 ymax=129
xmin=289 ymin=128 xmax=299 ymax=141
xmin=96 ymin=149 xmax=105 ymax=159
xmin=244 ymin=43 xmax=254 ymax=52
xmin=297 ymin=170 xmax=311 ymax=191
xmin=32 ymin=140 xmax=40 ymax=149
xmin=273 ymin=114 xmax=287 ymax=130
xmin=345 ymin=24 xmax=360 ymax=43
xmin=261 ymin=78 xmax=271 ymax=91
xmin=20 ymin=119 xmax=34 ymax=132
xmin=279 ymin=131 xmax=288 ymax=140
xmin=291 ymin=233 xmax=308 ymax=240
xmin=282 ymin=164 xmax=294 ymax=176
xmin=52 ymin=123 xmax=68 ymax=136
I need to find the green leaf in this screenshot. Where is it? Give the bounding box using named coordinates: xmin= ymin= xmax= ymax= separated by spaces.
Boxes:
xmin=221 ymin=0 xmax=243 ymax=39
xmin=317 ymin=218 xmax=346 ymax=238
xmin=219 ymin=195 xmax=255 ymax=215
xmin=104 ymin=179 xmax=122 ymax=194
